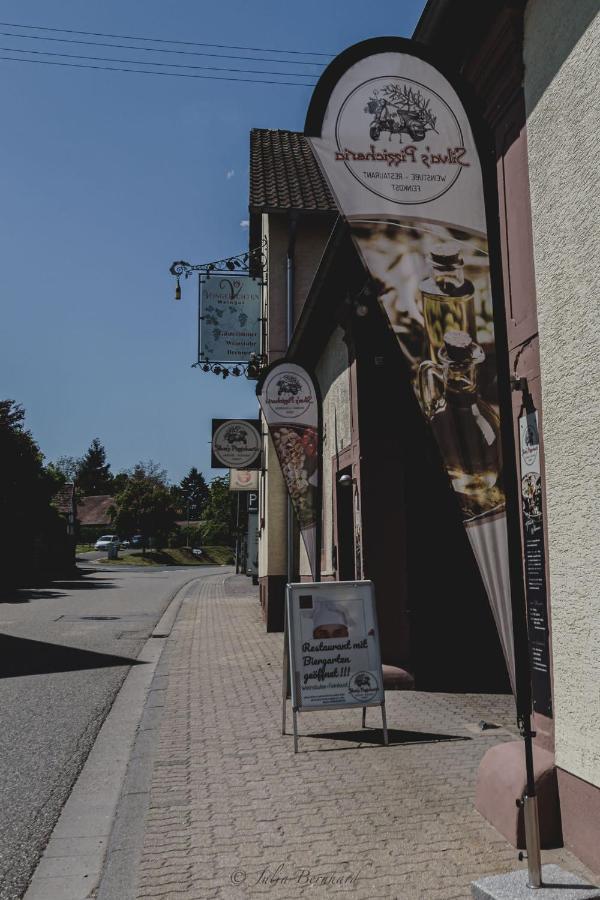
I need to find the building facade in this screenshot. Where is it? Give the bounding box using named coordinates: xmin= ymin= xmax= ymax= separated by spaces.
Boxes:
xmin=249 ymin=129 xmax=337 ymax=629
xmin=248 ymin=1 xmax=599 ymax=873
xmin=414 ymin=0 xmax=599 ymax=872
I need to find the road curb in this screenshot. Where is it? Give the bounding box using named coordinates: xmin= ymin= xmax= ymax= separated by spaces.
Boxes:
xmin=151 ymin=577 xmax=196 ymax=638
xmin=22 ymin=574 xmax=208 ymax=900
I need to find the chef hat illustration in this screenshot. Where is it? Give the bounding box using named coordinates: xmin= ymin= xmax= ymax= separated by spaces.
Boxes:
xmin=313 ymin=600 xmax=352 ymax=629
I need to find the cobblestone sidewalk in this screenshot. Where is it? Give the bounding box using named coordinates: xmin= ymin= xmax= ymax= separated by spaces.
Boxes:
xmin=112 ymin=575 xmax=595 ymax=900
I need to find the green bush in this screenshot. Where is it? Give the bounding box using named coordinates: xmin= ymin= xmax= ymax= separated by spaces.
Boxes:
xmin=169 ymin=525 xmax=204 ymax=548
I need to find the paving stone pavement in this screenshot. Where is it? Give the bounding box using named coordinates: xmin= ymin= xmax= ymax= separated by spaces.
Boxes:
xmin=112 ymin=575 xmax=596 ymax=900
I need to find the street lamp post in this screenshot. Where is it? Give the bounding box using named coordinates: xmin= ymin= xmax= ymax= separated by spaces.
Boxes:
xmin=186 ymin=494 xmax=191 ymax=549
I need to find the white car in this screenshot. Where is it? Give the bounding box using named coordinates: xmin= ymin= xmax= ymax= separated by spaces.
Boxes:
xmin=94 ymin=535 xmax=119 ymax=550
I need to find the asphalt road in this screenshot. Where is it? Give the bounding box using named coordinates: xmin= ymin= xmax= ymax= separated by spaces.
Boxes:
xmin=0 ymin=563 xmax=229 ymax=900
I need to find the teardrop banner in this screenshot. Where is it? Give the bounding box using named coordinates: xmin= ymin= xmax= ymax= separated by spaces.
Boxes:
xmin=257 ymin=361 xmax=322 ymax=582
xmin=305 ymin=38 xmax=529 ymax=710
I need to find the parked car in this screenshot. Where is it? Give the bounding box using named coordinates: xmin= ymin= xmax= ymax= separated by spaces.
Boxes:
xmin=131 ymin=534 xmax=143 ymax=547
xmin=120 ymin=538 xmax=131 ymax=549
xmin=95 ymin=535 xmax=119 ymax=550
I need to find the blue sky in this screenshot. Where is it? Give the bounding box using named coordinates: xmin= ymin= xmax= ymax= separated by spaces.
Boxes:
xmin=0 ymin=0 xmax=425 ymax=484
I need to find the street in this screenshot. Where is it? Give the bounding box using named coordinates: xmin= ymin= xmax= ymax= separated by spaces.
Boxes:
xmin=0 ymin=563 xmax=228 ymax=900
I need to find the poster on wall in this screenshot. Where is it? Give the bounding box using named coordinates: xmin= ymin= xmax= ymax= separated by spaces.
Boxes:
xmin=199 ymin=275 xmax=260 ymax=363
xmin=257 ymin=362 xmax=321 ymax=581
xmin=519 ymin=410 xmax=552 ymax=717
xmin=286 ymin=581 xmax=384 ymax=711
xmin=211 ymin=419 xmax=261 ymax=470
xmin=306 ymin=39 xmax=517 ymax=693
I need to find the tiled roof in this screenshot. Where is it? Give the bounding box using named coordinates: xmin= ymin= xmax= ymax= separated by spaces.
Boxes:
xmin=53 ymin=482 xmax=76 ymax=515
xmin=249 ymin=129 xmax=337 ymax=212
xmin=77 ymin=494 xmax=114 ymax=526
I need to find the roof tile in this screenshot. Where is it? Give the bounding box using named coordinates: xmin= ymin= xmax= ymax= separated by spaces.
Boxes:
xmin=249 ymin=129 xmax=336 ymax=212
xmin=77 ymin=495 xmax=114 ymax=526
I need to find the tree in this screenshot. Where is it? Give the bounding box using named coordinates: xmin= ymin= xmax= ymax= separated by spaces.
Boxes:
xmin=111 ymin=471 xmax=130 ymax=495
xmin=111 ymin=477 xmax=178 ymax=551
xmin=77 ymin=438 xmax=113 ymax=495
xmin=128 ymin=459 xmax=168 ymax=487
xmin=200 ymin=475 xmax=246 ymax=546
xmin=0 ymin=400 xmax=72 ymax=583
xmin=176 ymin=467 xmax=209 ymax=521
xmin=49 ymin=455 xmax=81 ymax=483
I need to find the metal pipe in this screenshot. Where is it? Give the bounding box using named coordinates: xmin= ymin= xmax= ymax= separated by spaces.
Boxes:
xmin=286 ymin=213 xmax=299 ymax=585
xmin=523 ymin=795 xmax=542 ymax=888
xmin=234 ymin=492 xmax=241 ymax=574
xmin=508 ymin=380 xmax=542 ymax=888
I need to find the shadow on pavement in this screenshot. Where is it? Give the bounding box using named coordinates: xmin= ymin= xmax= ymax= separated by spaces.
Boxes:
xmin=0 ymin=633 xmax=144 ymax=678
xmin=304 ymin=728 xmax=472 ymax=748
xmin=0 ymin=576 xmax=116 ymax=604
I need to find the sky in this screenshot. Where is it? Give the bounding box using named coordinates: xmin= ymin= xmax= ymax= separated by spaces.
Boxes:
xmin=1 ymin=0 xmax=426 ymax=484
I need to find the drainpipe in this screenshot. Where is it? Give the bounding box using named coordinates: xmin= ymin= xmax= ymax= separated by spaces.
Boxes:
xmin=286 ymin=212 xmax=299 ymax=585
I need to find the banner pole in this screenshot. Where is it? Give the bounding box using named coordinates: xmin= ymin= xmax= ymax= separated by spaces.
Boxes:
xmin=282 ymin=600 xmax=289 ymax=735
xmin=197 ymin=273 xmax=201 ymax=365
xmin=234 ymin=492 xmax=241 ymax=574
xmin=292 ymin=708 xmax=299 ymax=754
xmin=287 ymin=497 xmax=294 ymax=585
xmin=381 ymin=702 xmax=389 ymax=747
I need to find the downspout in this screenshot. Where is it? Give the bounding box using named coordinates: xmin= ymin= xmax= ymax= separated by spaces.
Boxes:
xmin=286 ymin=211 xmax=299 ymax=585
xmin=286 ymin=211 xmax=299 ymax=346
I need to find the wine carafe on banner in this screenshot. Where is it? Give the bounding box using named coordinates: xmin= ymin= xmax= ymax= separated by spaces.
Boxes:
xmin=420 ymin=245 xmax=477 ymax=362
xmin=418 ymin=330 xmax=503 ymax=521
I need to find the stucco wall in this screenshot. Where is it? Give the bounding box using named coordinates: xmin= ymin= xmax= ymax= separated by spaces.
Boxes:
xmin=259 ymin=212 xmax=335 ymax=582
xmin=258 ymin=214 xmax=288 ymax=579
xmin=316 ymin=327 xmax=352 ymax=578
xmin=524 ymin=1 xmax=600 ymax=788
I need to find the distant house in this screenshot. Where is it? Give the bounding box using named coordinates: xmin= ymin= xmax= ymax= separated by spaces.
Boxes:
xmin=50 ymin=481 xmax=77 ymax=568
xmin=77 ymin=495 xmax=114 ymax=528
xmin=52 ymin=481 xmax=77 ymax=536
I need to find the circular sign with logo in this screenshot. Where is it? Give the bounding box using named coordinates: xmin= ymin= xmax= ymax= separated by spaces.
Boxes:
xmin=212 ymin=420 xmax=261 ymax=468
xmin=334 ymin=76 xmax=467 ymax=205
xmin=264 ymin=368 xmax=314 ymax=420
xmin=348 ymin=671 xmax=379 ymax=703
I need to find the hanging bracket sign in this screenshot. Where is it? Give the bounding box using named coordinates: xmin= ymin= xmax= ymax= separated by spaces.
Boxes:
xmin=211 ymin=419 xmax=261 ymax=470
xmin=199 ymin=274 xmax=261 ymax=364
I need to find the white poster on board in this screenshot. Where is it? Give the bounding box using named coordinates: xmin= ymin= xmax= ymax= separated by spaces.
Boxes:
xmin=286 ymin=581 xmax=384 ymax=711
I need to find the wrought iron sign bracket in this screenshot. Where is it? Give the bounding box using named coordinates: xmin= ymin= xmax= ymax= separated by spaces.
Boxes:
xmin=169 ymin=239 xmax=269 ymax=379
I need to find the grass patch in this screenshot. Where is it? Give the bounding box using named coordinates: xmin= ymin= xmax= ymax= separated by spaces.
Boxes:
xmin=102 ymin=546 xmax=234 ymax=567
xmin=76 ymin=543 xmax=96 ymax=553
